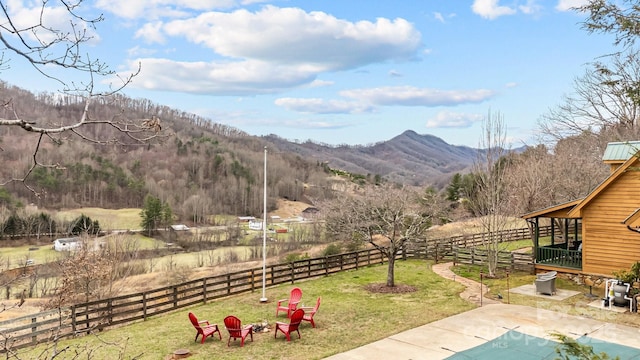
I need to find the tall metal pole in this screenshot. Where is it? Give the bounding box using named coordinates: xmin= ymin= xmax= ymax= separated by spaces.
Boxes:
xmin=260 ymin=147 xmax=268 ymax=302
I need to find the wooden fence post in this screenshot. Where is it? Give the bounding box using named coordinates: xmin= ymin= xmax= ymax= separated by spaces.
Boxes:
xmin=510 ymin=253 xmax=515 ymax=271
xmin=31 ymin=316 xmax=37 ymax=345
xmin=203 ymin=278 xmax=208 ymax=303
xmin=71 ymin=305 xmax=77 ymax=333
xmin=107 ymin=299 xmax=113 ymax=325
xmin=270 ymin=265 xmax=275 ymax=285
xmin=324 ymin=256 xmax=329 ymax=276
xmin=142 ymin=293 xmax=147 ymax=320
xmin=173 ymin=286 xmax=178 ymax=308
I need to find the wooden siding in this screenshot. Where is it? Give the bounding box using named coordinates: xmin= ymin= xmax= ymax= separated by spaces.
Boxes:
xmin=581 ymin=169 xmax=640 ymax=275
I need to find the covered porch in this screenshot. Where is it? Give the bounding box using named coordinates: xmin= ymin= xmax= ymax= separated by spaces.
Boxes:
xmin=523 ymin=200 xmax=583 ymax=271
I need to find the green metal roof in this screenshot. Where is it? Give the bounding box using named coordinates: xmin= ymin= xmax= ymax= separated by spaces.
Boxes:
xmin=602 ymin=141 xmax=640 ymax=161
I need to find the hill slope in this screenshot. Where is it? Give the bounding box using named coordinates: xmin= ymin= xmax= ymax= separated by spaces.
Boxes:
xmin=1 ymin=81 xmax=480 ymax=219
xmin=264 ymin=130 xmax=479 ymax=186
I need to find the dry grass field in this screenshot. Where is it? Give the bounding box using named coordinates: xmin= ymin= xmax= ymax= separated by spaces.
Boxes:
xmin=56 ymin=207 xmax=143 ymax=230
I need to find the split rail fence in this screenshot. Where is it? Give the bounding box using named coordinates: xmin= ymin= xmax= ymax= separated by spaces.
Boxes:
xmin=0 ymin=225 xmax=547 ymax=352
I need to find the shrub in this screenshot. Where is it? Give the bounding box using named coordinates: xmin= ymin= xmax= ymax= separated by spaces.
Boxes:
xmin=322 ymin=243 xmax=342 ymax=256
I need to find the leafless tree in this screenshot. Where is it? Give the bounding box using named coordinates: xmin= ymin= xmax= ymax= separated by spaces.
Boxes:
xmin=0 ymin=0 xmax=164 ymax=193
xmin=467 ymin=111 xmax=511 ymax=277
xmin=539 ymin=50 xmax=640 ymax=144
xmin=45 ymin=238 xmax=115 ymax=309
xmin=322 ymin=185 xmax=432 ymax=287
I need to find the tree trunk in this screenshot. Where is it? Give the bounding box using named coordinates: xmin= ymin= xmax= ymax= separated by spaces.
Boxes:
xmin=386 ymin=252 xmax=395 ymax=287
xmin=487 ymin=249 xmax=498 ymax=277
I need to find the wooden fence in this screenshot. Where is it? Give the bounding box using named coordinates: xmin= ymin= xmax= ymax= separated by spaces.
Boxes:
xmin=407 ymin=225 xmax=549 ymax=262
xmin=0 ymin=248 xmax=386 ymax=351
xmin=453 ymin=248 xmax=534 ymax=272
xmin=0 ymin=225 xmax=544 ymax=352
xmin=424 ymin=225 xmax=550 ymax=249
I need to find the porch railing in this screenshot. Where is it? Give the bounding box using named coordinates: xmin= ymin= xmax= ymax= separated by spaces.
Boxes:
xmin=535 ymin=246 xmax=581 ymax=269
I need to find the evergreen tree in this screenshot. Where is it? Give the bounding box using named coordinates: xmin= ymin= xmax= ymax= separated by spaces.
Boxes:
xmin=446 ymin=173 xmax=463 ymax=201
xmin=69 ymin=214 xmax=100 ymax=236
xmin=140 ymin=195 xmax=163 ymax=236
xmin=162 ymin=202 xmax=173 ymax=230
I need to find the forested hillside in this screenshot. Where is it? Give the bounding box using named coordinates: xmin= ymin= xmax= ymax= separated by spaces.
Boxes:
xmin=0 ymin=81 xmax=495 ymax=223
xmin=0 ymin=82 xmax=333 ymax=221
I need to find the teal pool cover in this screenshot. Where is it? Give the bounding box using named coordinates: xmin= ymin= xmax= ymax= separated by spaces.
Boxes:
xmin=445 ymin=330 xmax=640 ymax=359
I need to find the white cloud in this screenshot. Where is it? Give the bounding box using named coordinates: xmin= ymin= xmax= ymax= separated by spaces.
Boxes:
xmin=213 ymin=115 xmax=351 ymax=131
xmin=433 ymin=12 xmax=456 ymax=23
xmin=426 ymin=111 xmax=483 ymax=128
xmin=124 ymin=6 xmax=422 ymax=95
xmin=340 ymin=86 xmax=495 ymax=107
xmin=135 ymin=22 xmax=166 ymax=44
xmin=505 ymin=82 xmax=518 ymax=88
xmin=308 ymin=79 xmax=334 ymax=88
xmin=275 ymin=98 xmax=374 ymax=114
xmin=556 ymin=0 xmax=589 ymax=11
xmin=160 ymin=6 xmax=421 ymax=71
xmin=389 ymin=70 xmax=403 ymax=77
xmin=519 ymin=0 xmax=542 ymax=15
xmin=95 ymin=0 xmax=237 ymax=20
xmin=471 ymin=0 xmax=517 ymax=20
xmin=127 ymin=58 xmax=317 ymax=95
xmin=127 ymin=46 xmax=157 ymax=57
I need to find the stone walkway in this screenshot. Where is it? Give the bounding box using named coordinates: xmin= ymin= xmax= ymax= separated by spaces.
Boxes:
xmin=431 ymin=262 xmax=501 ymax=306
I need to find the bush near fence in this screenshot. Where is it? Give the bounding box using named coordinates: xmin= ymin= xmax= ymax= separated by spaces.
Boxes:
xmin=0 ymin=225 xmax=544 ymax=352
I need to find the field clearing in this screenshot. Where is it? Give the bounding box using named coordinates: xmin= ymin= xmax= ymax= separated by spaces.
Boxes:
xmin=57 ymin=207 xmax=142 ymax=230
xmin=54 ymin=199 xmax=314 ymax=232
xmin=0 ymin=234 xmax=166 ymax=269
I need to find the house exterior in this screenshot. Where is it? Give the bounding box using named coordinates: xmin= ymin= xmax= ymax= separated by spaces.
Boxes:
xmin=53 ymin=237 xmax=82 ymax=252
xmin=523 ymin=141 xmax=640 ymax=276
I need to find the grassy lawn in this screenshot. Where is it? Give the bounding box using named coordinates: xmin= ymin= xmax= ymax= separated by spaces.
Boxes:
xmin=56 ymin=208 xmax=142 ymax=230
xmin=0 ymin=234 xmax=165 ymax=270
xmin=16 ymin=260 xmax=475 ymax=360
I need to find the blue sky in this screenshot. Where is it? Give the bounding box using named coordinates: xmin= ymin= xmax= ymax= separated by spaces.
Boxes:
xmin=2 ymin=0 xmax=617 ymax=148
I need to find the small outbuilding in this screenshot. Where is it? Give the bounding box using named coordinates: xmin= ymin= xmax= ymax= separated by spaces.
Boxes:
xmin=53 ymin=237 xmax=82 ymax=252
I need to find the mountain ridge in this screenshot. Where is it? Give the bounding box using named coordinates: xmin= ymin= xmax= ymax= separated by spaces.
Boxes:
xmin=264 ymin=129 xmax=480 ymax=187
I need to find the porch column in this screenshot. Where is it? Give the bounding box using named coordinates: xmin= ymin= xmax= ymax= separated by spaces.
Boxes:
xmin=564 ymin=219 xmax=569 ymax=249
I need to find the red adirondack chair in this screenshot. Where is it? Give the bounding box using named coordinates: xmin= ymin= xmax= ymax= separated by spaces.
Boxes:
xmin=188 ymin=312 xmax=221 ymax=344
xmin=224 ymin=315 xmax=253 ymax=347
xmin=300 ymin=297 xmax=321 ymax=328
xmin=276 ymin=287 xmax=302 ymax=318
xmin=274 ymin=308 xmax=304 ymax=341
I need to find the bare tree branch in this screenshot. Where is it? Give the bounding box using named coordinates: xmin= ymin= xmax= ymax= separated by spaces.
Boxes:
xmin=0 ymin=1 xmax=166 ymax=192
